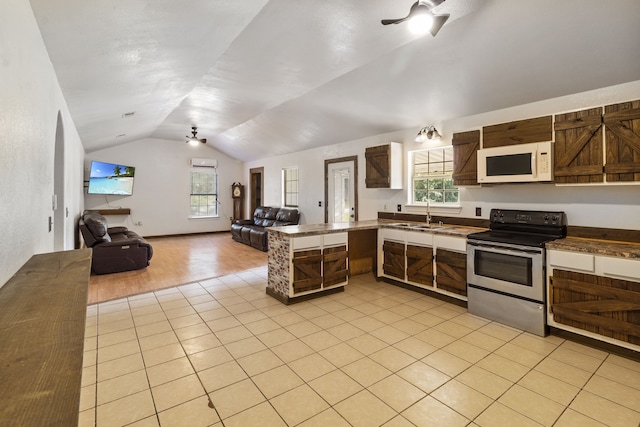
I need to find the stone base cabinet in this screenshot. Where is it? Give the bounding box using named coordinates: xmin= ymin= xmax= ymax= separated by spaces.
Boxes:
xmin=378 ymin=228 xmax=467 ymax=300
xmin=268 ymin=232 xmax=348 ymax=302
xmin=547 ymin=250 xmax=640 ymax=352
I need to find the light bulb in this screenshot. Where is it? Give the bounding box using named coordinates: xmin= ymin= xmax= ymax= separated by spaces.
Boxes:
xmin=408 ymin=13 xmax=434 ymax=35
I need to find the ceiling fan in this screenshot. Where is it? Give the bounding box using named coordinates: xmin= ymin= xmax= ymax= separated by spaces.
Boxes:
xmin=186 ymin=126 xmax=206 ymax=145
xmin=381 ymin=0 xmax=450 ymax=37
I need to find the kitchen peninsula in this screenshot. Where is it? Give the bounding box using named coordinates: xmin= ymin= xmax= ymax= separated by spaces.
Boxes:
xmin=266 ymin=219 xmax=483 ymax=305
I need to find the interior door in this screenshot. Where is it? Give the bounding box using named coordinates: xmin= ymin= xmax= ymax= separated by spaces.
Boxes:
xmin=325 ymin=157 xmax=357 ymax=224
xmin=249 ymin=167 xmax=264 ymax=215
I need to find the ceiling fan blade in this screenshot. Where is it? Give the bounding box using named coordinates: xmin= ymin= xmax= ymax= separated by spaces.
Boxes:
xmin=381 ymin=1 xmax=419 ymax=25
xmin=381 ymin=17 xmax=408 ymax=25
xmin=429 ymin=13 xmax=449 ymax=36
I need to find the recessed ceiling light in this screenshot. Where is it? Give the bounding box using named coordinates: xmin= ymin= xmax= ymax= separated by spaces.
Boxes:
xmin=122 ymin=111 xmax=135 ymax=118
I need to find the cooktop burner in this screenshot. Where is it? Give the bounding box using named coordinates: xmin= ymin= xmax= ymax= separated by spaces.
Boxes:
xmin=467 ymin=209 xmax=567 ymax=248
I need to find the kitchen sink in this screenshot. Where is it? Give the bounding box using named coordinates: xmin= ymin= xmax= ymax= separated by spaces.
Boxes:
xmin=390 ymin=222 xmax=443 ymax=230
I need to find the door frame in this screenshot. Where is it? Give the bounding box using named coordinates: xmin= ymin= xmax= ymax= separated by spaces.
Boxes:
xmin=324 ymin=156 xmax=358 ymax=223
xmin=249 ymin=167 xmax=264 ymax=215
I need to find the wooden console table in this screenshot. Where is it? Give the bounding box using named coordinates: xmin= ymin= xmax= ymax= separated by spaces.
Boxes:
xmin=0 ymin=249 xmax=92 ymax=426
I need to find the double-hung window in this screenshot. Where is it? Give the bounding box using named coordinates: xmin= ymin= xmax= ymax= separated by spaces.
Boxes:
xmin=410 ymin=146 xmax=459 ymax=206
xmin=189 ymin=167 xmax=218 ymax=218
xmin=282 ymin=167 xmax=299 ymax=207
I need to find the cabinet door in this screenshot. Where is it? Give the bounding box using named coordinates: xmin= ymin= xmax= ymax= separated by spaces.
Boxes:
xmin=550 ymin=269 xmax=640 ymax=345
xmin=604 ymin=99 xmax=640 ymax=182
xmin=365 ymin=145 xmax=390 ymax=188
xmin=482 ymin=116 xmax=552 ymax=148
xmin=323 ymin=245 xmax=348 ymax=287
xmin=554 ymin=107 xmax=604 ymax=183
xmin=406 ymin=244 xmax=433 ymax=286
xmin=383 ymin=240 xmax=405 ymax=279
xmin=452 ymin=130 xmax=480 ymax=186
xmin=292 ymin=249 xmax=322 ymax=293
xmin=435 ymin=249 xmax=467 ymax=296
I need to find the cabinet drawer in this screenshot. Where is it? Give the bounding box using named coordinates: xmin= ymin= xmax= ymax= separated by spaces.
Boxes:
xmin=382 ymin=229 xmax=405 ymax=242
xmin=549 ymin=250 xmax=594 ymax=272
xmin=598 ymin=257 xmax=640 ymax=281
xmin=292 ymin=235 xmax=323 ymax=250
xmin=434 ymin=235 xmax=466 ymax=252
xmin=406 ymin=231 xmax=433 ymax=246
xmin=324 ymin=232 xmax=348 ymax=247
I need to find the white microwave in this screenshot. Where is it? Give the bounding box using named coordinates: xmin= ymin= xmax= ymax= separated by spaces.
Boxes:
xmin=477 ymin=141 xmax=554 ymax=183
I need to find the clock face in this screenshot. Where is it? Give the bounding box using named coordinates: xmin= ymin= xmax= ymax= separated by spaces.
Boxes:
xmin=233 ymin=187 xmax=241 ymax=197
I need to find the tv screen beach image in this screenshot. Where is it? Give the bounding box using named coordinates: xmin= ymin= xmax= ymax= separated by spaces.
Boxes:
xmin=88 ymin=161 xmax=135 ymax=195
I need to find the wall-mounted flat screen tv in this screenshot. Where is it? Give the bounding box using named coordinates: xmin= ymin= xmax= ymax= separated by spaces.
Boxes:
xmin=87 ymin=161 xmax=135 ymax=195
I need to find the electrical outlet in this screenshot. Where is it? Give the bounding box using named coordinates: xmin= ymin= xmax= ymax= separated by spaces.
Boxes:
xmin=383 ymin=204 xmax=387 ymax=210
xmin=229 ymin=217 xmax=233 ymax=221
xmin=318 ymin=201 xmax=322 ymax=207
xmin=397 ymin=204 xmax=402 ymax=212
xmin=475 ymin=207 xmax=482 ymax=216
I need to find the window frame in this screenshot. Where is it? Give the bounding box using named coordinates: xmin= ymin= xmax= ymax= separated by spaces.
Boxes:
xmin=409 ymin=145 xmax=460 ymax=207
xmin=189 ymin=166 xmax=219 ymax=219
xmin=282 ymin=166 xmax=299 ymax=208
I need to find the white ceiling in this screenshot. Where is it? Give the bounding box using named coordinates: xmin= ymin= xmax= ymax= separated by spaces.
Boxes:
xmin=30 ymin=0 xmax=640 ymax=162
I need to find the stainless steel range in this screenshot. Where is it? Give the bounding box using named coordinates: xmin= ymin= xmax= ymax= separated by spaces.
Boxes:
xmin=466 ymin=209 xmax=566 ymax=336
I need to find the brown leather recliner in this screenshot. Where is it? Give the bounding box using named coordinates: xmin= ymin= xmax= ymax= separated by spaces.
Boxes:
xmin=230 ymin=206 xmax=300 ymax=251
xmin=79 ymin=212 xmax=153 ymax=274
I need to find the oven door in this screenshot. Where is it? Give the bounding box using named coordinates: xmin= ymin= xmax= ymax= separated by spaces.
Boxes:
xmin=467 ymin=240 xmax=544 ymax=302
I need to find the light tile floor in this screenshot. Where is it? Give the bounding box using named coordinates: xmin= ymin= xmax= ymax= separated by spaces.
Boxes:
xmin=79 ymin=268 xmax=640 ymax=427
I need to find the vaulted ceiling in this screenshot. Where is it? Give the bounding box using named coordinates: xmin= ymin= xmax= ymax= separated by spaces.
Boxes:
xmin=30 ymin=0 xmax=640 ymax=162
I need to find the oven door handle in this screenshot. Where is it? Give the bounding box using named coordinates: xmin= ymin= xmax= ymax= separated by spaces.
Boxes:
xmin=467 ymin=241 xmax=542 ymax=255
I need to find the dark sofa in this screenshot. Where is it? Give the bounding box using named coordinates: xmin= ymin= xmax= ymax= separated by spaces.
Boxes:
xmin=231 ymin=206 xmax=300 ymax=251
xmin=79 ymin=211 xmax=153 ymax=274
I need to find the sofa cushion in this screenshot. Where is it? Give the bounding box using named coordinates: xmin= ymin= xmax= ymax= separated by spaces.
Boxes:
xmin=252 ymin=206 xmax=271 ymax=227
xmin=83 ymin=213 xmax=111 ymax=245
xmin=275 ymin=208 xmax=300 ymax=225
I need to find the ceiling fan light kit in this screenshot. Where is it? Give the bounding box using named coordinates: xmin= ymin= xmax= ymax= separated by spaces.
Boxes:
xmin=381 ymin=0 xmax=450 ymax=37
xmin=186 ymin=126 xmax=206 ymax=145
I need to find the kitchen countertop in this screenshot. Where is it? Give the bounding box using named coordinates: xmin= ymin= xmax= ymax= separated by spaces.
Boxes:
xmin=269 ymin=219 xmax=486 ymax=238
xmin=546 ymin=236 xmax=640 ymax=259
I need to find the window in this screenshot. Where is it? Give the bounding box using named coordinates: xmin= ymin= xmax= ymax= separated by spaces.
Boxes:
xmin=411 ymin=146 xmax=459 ymax=205
xmin=282 ymin=167 xmax=299 ymax=207
xmin=189 ymin=168 xmax=218 ymax=218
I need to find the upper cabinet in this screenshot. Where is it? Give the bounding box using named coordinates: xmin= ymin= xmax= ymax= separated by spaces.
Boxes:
xmin=604 ymin=99 xmax=640 ymax=183
xmin=482 ymin=116 xmax=552 ymax=148
xmin=452 ymin=130 xmax=480 ymax=186
xmin=365 ymin=142 xmax=403 ymax=189
xmin=554 ymin=107 xmax=604 ymax=184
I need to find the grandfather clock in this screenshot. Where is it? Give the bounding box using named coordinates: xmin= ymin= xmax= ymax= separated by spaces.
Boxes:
xmin=231 ymin=182 xmax=244 ymax=221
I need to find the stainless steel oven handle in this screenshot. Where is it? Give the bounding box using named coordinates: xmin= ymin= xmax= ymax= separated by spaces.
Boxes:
xmin=467 ymin=240 xmax=542 ymax=255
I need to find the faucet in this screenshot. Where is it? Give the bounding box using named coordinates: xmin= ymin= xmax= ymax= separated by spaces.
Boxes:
xmin=425 ymin=200 xmax=431 ymax=225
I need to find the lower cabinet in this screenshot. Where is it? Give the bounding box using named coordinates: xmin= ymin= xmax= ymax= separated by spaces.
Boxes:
xmin=378 ymin=228 xmax=467 ymax=300
xmin=548 ymin=250 xmax=640 ymax=351
xmin=406 ymin=244 xmax=433 ymax=286
xmin=435 ymin=249 xmax=467 ymax=296
xmin=291 ymin=233 xmax=348 ymax=296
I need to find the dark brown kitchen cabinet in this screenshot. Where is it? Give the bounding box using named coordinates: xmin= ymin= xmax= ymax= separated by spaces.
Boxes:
xmin=435 ymin=249 xmax=467 ymax=296
xmin=452 ymin=130 xmax=480 ymax=186
xmin=482 ymin=116 xmax=553 ymax=148
xmin=365 ymin=142 xmax=402 ymax=189
xmin=382 ymin=240 xmax=405 ymax=279
xmin=604 ymin=99 xmax=640 ymax=182
xmin=549 ymin=269 xmax=640 ymax=346
xmin=554 ymin=107 xmax=604 ymax=183
xmin=292 ymin=249 xmax=322 ymax=293
xmin=406 ymin=244 xmax=433 ymax=286
xmin=323 ymin=245 xmax=348 ymax=287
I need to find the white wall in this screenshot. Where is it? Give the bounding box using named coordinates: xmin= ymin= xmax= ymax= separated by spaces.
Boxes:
xmin=245 ymin=81 xmax=640 ymax=230
xmin=0 ymin=0 xmax=86 ymax=288
xmin=85 ymin=138 xmax=243 ymax=236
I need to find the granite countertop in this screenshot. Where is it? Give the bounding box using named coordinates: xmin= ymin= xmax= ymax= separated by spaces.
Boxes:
xmin=269 ymin=219 xmax=486 ymax=238
xmin=546 ymin=237 xmax=640 ymax=259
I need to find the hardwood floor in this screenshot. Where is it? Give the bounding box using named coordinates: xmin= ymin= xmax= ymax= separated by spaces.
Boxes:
xmin=87 ymin=232 xmax=267 ymax=305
